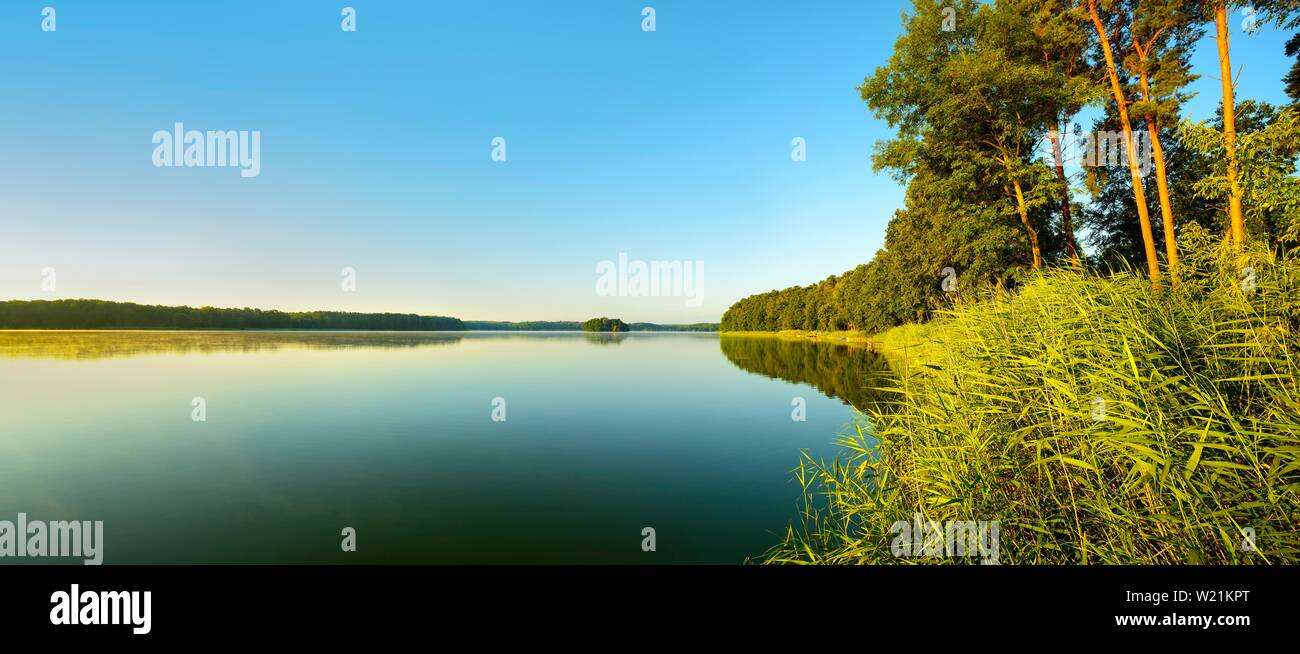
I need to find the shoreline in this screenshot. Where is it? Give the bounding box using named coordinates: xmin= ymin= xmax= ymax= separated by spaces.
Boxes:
xmin=721 ymin=325 xmax=942 ymax=377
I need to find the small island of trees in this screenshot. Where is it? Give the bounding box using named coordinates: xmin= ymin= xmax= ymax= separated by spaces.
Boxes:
xmin=581 ymin=317 xmax=629 ymax=332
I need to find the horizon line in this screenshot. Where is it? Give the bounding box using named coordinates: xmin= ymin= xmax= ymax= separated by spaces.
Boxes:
xmin=0 ymin=298 xmax=721 ymax=326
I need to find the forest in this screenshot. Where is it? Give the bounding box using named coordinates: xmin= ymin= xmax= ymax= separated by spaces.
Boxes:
xmin=0 ymin=300 xmax=720 ymax=332
xmin=0 ymin=299 xmax=465 ymax=331
xmin=758 ymin=0 xmax=1300 ymax=565
xmin=723 ymin=0 xmax=1300 ymax=335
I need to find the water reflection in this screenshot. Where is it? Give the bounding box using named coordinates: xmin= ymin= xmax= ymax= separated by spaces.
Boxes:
xmin=0 ymin=330 xmax=719 ymax=360
xmin=719 ymin=335 xmax=895 ymax=410
xmin=583 ymin=333 xmax=627 ymax=346
xmin=0 ymin=331 xmax=465 ymax=360
xmin=0 ymin=330 xmax=846 ymax=563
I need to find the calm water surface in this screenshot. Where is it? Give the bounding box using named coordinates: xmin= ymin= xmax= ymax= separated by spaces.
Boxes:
xmin=0 ymin=331 xmax=890 ymax=564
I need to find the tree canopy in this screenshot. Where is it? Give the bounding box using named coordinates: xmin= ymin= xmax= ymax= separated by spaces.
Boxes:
xmin=723 ymin=0 xmax=1300 ymax=333
xmin=581 ymin=317 xmax=629 ymax=332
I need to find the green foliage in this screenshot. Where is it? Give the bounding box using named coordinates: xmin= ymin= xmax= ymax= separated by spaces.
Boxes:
xmin=1287 ymin=32 xmax=1300 ymax=104
xmin=764 ymin=234 xmax=1300 ymax=564
xmin=1125 ymin=0 xmax=1203 ymax=124
xmin=863 ymin=0 xmax=1066 ymax=265
xmin=737 ymin=0 xmax=1300 ymax=566
xmin=726 ymin=0 xmax=1126 ymax=337
xmin=720 ymin=166 xmax=1030 ymax=335
xmin=626 ymin=322 xmax=719 ymax=332
xmin=580 ymin=317 xmax=628 ymax=332
xmin=1176 ymin=103 xmax=1300 ymax=248
xmin=726 ymin=0 xmax=1300 ymax=334
xmin=0 ymin=299 xmax=464 ymax=331
xmin=1082 ymin=97 xmax=1300 ymax=265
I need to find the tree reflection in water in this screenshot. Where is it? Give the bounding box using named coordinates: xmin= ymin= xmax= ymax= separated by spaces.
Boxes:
xmin=720 ymin=335 xmax=896 ymax=411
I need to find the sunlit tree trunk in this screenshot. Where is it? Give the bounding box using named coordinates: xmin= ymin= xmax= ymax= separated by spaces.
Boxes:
xmin=1215 ymin=3 xmax=1246 ymax=246
xmin=1089 ymin=0 xmax=1161 ymax=284
xmin=1011 ymin=179 xmax=1044 ymax=269
xmin=1144 ymin=114 xmax=1179 ymax=274
xmin=1134 ymin=54 xmax=1179 ymax=276
xmin=1048 ymin=123 xmax=1080 ymax=264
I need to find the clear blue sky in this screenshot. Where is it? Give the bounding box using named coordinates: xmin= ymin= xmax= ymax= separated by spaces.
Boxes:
xmin=1 ymin=1 xmax=1294 ymax=322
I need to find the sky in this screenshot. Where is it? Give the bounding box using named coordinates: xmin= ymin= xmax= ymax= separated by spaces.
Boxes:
xmin=1 ymin=1 xmax=1295 ymax=323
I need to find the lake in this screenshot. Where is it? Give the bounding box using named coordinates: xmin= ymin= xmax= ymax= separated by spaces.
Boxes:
xmin=0 ymin=331 xmax=891 ymax=564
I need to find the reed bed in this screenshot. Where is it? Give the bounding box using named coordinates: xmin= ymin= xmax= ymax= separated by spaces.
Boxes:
xmin=765 ymin=229 xmax=1300 ymax=564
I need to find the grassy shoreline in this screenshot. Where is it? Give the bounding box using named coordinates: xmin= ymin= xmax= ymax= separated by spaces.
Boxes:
xmin=761 ymin=237 xmax=1300 ymax=564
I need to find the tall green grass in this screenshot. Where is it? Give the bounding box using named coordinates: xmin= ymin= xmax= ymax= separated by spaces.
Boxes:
xmin=765 ymin=227 xmax=1300 ymax=564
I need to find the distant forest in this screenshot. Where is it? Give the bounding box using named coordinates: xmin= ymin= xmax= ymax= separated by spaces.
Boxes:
xmin=467 ymin=320 xmax=717 ymax=332
xmin=0 ymin=300 xmax=719 ymax=332
xmin=627 ymin=322 xmax=718 ymax=332
xmin=463 ymin=320 xmax=581 ymax=331
xmin=0 ymin=300 xmax=464 ymax=330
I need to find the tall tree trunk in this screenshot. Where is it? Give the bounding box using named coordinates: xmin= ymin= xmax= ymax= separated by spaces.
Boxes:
xmin=1144 ymin=114 xmax=1179 ymax=273
xmin=1012 ymin=179 xmax=1043 ymax=269
xmin=1215 ymin=3 xmax=1246 ymax=246
xmin=1089 ymin=0 xmax=1161 ymax=284
xmin=1048 ymin=124 xmax=1080 ymax=264
xmin=1136 ymin=64 xmax=1179 ymax=275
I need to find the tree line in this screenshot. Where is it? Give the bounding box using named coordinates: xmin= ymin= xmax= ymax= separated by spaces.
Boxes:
xmin=0 ymin=300 xmax=720 ymax=332
xmin=0 ymin=300 xmax=465 ymax=330
xmin=723 ymin=0 xmax=1300 ymax=334
xmin=464 ymin=321 xmax=584 ymax=331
